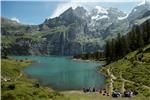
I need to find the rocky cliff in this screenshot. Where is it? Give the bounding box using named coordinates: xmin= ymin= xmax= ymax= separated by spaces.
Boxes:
xmin=1 ymin=2 xmax=150 ymax=56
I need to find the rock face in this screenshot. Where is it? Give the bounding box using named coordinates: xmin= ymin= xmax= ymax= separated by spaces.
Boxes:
xmin=38 ymin=6 xmax=129 ymax=55
xmin=128 ymin=0 xmax=150 ymax=22
xmin=1 ymin=2 xmax=150 ymax=56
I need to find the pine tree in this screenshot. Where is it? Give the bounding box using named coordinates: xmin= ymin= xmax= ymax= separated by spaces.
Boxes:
xmin=136 ymin=26 xmax=144 ymax=48
xmin=121 ymin=36 xmax=130 ymax=56
xmin=128 ymin=28 xmax=138 ymax=51
xmin=111 ymin=38 xmax=116 ymax=61
xmin=105 ymin=40 xmax=112 ymax=63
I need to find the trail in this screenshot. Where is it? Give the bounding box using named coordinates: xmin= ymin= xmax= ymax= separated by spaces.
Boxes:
xmin=107 ymin=69 xmax=150 ymax=94
xmin=120 ymin=74 xmax=125 ymax=93
xmin=107 ymin=69 xmax=116 ymax=94
xmin=123 ymin=78 xmax=150 ymax=90
xmin=120 ymin=72 xmax=150 ymax=90
xmin=14 ymin=72 xmax=22 ymax=81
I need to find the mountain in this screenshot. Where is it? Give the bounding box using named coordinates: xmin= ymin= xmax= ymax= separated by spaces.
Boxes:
xmin=101 ymin=10 xmax=150 ymax=96
xmin=1 ymin=2 xmax=150 ymax=56
xmin=128 ymin=0 xmax=150 ymax=22
xmin=38 ymin=6 xmax=128 ymax=55
xmin=1 ymin=17 xmax=20 ymax=26
xmin=88 ymin=7 xmax=128 ymax=38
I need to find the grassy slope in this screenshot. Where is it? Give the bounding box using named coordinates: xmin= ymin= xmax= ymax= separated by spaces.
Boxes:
xmin=1 ymin=59 xmax=66 ymax=100
xmin=62 ymin=45 xmax=150 ymax=100
xmin=2 ymin=46 xmax=150 ymax=100
xmin=101 ymin=44 xmax=150 ymax=98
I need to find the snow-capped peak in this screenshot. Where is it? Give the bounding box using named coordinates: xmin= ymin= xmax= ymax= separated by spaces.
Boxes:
xmin=138 ymin=0 xmax=150 ymax=6
xmin=138 ymin=0 xmax=146 ymax=6
xmin=95 ymin=6 xmax=108 ymax=14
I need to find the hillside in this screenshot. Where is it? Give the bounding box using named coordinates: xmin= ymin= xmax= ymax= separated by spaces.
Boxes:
xmin=1 ymin=58 xmax=149 ymax=100
xmin=1 ymin=59 xmax=66 ymax=100
xmin=101 ymin=44 xmax=150 ymax=98
xmin=1 ymin=2 xmax=150 ymax=56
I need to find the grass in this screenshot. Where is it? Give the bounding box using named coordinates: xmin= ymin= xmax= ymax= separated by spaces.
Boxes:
xmin=2 ymin=43 xmax=150 ymax=100
xmin=101 ymin=44 xmax=150 ymax=98
xmin=1 ymin=59 xmax=31 ymax=79
xmin=2 ymin=59 xmax=148 ymax=100
xmin=1 ymin=59 xmax=66 ymax=100
xmin=62 ymin=91 xmax=149 ymax=100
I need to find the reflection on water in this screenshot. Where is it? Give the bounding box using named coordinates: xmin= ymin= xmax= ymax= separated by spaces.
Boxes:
xmin=14 ymin=56 xmax=105 ymax=90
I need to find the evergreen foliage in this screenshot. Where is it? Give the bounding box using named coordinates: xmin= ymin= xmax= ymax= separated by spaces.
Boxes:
xmin=105 ymin=20 xmax=150 ymax=64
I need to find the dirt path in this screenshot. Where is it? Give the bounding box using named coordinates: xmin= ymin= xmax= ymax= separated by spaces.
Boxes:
xmin=119 ymin=72 xmax=150 ymax=90
xmin=123 ymin=78 xmax=150 ymax=90
xmin=119 ymin=73 xmax=125 ymax=93
xmin=107 ymin=69 xmax=150 ymax=94
xmin=107 ymin=69 xmax=116 ymax=94
xmin=14 ymin=72 xmax=22 ymax=81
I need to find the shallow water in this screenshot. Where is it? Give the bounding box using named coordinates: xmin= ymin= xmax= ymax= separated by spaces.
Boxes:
xmin=14 ymin=56 xmax=105 ymax=91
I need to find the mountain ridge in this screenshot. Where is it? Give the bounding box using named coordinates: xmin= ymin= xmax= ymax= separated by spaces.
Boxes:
xmin=1 ymin=2 xmax=150 ymax=55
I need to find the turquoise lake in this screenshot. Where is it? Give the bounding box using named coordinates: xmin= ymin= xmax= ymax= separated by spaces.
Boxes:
xmin=14 ymin=56 xmax=105 ymax=91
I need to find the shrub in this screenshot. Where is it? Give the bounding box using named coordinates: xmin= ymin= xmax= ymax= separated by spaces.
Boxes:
xmin=7 ymin=84 xmax=15 ymax=90
xmin=2 ymin=92 xmax=16 ymax=100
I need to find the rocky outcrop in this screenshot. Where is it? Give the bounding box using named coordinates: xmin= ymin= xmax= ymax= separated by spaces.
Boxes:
xmin=1 ymin=2 xmax=150 ymax=56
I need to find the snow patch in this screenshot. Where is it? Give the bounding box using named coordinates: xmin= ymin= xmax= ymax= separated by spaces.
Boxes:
xmin=138 ymin=0 xmax=146 ymax=6
xmin=137 ymin=0 xmax=150 ymax=6
xmin=133 ymin=9 xmax=137 ymax=12
xmin=118 ymin=14 xmax=128 ymax=20
xmin=95 ymin=6 xmax=108 ymax=14
xmin=11 ymin=17 xmax=20 ymax=23
xmin=91 ymin=15 xmax=109 ymax=20
xmin=91 ymin=15 xmax=99 ymax=20
xmin=99 ymin=15 xmax=109 ymax=19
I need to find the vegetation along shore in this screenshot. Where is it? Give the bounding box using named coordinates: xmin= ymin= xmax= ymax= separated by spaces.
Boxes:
xmin=1 ymin=58 xmax=66 ymax=100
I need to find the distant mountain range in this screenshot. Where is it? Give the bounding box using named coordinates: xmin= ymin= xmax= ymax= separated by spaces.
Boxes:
xmin=1 ymin=1 xmax=150 ymax=56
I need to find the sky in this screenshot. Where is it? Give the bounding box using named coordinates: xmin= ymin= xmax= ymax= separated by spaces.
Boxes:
xmin=1 ymin=0 xmax=146 ymax=25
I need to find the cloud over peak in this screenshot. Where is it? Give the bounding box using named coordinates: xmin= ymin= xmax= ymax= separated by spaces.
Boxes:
xmin=49 ymin=2 xmax=82 ymax=18
xmin=49 ymin=0 xmax=144 ymax=19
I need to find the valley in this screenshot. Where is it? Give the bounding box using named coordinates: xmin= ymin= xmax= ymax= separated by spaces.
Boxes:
xmin=1 ymin=1 xmax=150 ymax=100
xmin=2 ymin=1 xmax=150 ymax=56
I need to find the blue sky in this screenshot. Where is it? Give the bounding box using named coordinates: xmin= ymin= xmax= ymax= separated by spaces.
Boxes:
xmin=1 ymin=1 xmax=140 ymax=25
xmin=1 ymin=1 xmax=61 ymax=24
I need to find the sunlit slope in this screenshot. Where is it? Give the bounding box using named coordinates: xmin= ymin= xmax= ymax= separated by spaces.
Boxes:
xmin=1 ymin=59 xmax=66 ymax=100
xmin=101 ymin=44 xmax=150 ymax=98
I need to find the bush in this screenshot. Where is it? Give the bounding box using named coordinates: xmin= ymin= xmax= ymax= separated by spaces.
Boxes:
xmin=48 ymin=91 xmax=64 ymax=99
xmin=7 ymin=84 xmax=15 ymax=90
xmin=2 ymin=92 xmax=16 ymax=100
xmin=34 ymin=82 xmax=40 ymax=88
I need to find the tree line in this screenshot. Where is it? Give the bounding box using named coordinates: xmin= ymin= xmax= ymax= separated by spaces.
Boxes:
xmin=105 ymin=20 xmax=150 ymax=64
xmin=73 ymin=20 xmax=150 ymax=62
xmin=73 ymin=51 xmax=105 ymax=61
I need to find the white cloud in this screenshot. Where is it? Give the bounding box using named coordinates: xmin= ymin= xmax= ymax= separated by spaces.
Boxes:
xmin=49 ymin=2 xmax=82 ymax=18
xmin=70 ymin=0 xmax=144 ymax=2
xmin=2 ymin=0 xmax=144 ymax=2
xmin=11 ymin=17 xmax=20 ymax=23
xmin=49 ymin=1 xmax=94 ymax=18
xmin=49 ymin=0 xmax=146 ymax=18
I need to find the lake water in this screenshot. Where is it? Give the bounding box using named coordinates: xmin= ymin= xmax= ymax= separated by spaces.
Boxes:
xmin=14 ymin=56 xmax=105 ymax=91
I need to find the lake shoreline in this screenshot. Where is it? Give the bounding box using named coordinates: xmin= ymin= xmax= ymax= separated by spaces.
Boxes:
xmin=72 ymin=58 xmax=106 ymax=64
xmin=1 ymin=58 xmax=66 ymax=99
xmin=16 ymin=56 xmax=106 ymax=93
xmin=5 ymin=56 xmax=109 ymax=98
